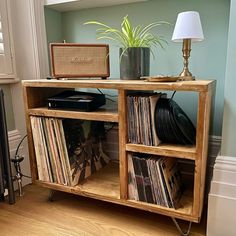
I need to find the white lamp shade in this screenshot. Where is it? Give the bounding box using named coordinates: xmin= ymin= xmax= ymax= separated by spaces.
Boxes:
xmin=172 ymin=11 xmax=204 ymax=42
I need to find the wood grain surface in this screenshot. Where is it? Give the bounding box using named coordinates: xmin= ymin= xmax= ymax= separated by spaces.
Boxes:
xmin=22 ymin=79 xmax=215 ymax=225
xmin=0 ymin=184 xmax=206 ymax=236
xmin=22 ymin=79 xmax=215 ymax=92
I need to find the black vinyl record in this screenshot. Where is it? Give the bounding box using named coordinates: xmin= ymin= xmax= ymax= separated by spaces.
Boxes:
xmin=155 ymin=98 xmax=196 ymax=145
xmin=163 ymin=99 xmax=183 ymax=144
xmin=169 ymin=100 xmax=196 ymax=145
xmin=161 ymin=99 xmax=176 ymax=143
xmin=168 ymin=105 xmax=189 ymax=144
xmin=155 ymin=99 xmax=167 ymax=142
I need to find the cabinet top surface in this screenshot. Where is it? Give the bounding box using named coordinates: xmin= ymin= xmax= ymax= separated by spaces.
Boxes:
xmin=22 ymin=79 xmax=215 ymax=92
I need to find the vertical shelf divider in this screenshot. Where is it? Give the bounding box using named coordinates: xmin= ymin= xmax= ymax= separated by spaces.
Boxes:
xmin=118 ymin=89 xmax=128 ymax=199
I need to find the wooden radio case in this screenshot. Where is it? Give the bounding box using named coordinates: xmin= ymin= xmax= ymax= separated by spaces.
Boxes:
xmin=50 ymin=43 xmax=110 ymax=79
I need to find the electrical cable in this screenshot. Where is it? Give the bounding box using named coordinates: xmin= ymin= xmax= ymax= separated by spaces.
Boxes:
xmin=97 ymin=88 xmax=118 ymax=103
xmin=106 ymin=97 xmax=116 ymax=103
xmin=105 ymin=123 xmax=117 ymax=134
xmin=14 ymin=134 xmax=27 ymax=159
xmin=21 ymin=174 xmax=31 ymax=179
xmin=13 ymin=134 xmax=32 ymax=179
xmin=97 ymin=88 xmax=118 ymax=97
xmin=170 ymin=91 xmax=176 ymax=101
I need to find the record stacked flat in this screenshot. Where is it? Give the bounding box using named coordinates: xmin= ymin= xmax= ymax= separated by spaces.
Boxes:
xmin=155 ymin=98 xmax=196 ymax=145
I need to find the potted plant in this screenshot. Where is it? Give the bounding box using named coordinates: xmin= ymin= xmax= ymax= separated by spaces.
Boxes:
xmin=84 ymin=15 xmax=169 ymax=80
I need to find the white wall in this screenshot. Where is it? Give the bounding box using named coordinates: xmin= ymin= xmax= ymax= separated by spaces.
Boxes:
xmin=221 ymin=0 xmax=236 ymax=157
xmin=9 ymin=0 xmax=49 ymax=187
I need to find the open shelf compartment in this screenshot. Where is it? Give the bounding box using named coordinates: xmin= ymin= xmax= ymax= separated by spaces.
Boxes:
xmin=35 ymin=161 xmax=196 ymax=221
xmin=35 ymin=161 xmax=120 ymax=200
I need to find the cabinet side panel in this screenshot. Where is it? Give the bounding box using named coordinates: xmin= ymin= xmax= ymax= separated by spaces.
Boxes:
xmin=194 ymin=90 xmax=212 ymax=220
xmin=23 ymin=86 xmax=38 ymax=181
xmin=118 ymin=89 xmax=127 ymax=199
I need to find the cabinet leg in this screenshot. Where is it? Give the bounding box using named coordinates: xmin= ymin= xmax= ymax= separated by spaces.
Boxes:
xmin=17 ymin=178 xmax=23 ymax=197
xmin=171 ymin=217 xmax=192 ymax=236
xmin=48 ymin=190 xmax=55 ymax=202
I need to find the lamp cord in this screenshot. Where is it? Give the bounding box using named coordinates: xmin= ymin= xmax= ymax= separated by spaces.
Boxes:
xmin=13 ymin=134 xmax=32 ymax=179
xmin=170 ymin=91 xmax=176 ymax=101
xmin=14 ymin=134 xmax=27 ymax=159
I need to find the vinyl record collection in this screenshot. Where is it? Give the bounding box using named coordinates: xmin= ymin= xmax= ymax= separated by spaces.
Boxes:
xmin=127 ymin=93 xmax=196 ymax=146
xmin=128 ymin=154 xmax=183 ymax=208
xmin=127 ymin=93 xmax=163 ymax=146
xmin=30 ymin=116 xmax=109 ymax=186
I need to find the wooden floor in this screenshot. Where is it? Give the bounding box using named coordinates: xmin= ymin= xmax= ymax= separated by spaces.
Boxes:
xmin=0 ymin=184 xmax=206 ymax=236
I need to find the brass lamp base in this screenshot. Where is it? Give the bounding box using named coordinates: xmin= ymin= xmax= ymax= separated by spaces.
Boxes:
xmin=178 ymin=39 xmax=195 ymax=81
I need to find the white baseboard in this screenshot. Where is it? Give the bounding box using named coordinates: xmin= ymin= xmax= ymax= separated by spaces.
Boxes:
xmin=213 ymin=155 xmax=236 ymax=172
xmin=207 ymin=155 xmax=236 ymax=236
xmin=207 ymin=194 xmax=236 ymax=236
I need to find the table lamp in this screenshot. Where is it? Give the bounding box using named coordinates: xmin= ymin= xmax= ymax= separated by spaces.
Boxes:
xmin=172 ymin=11 xmax=204 ymax=81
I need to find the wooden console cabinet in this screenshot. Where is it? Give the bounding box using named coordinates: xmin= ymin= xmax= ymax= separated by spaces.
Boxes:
xmin=22 ymin=79 xmax=215 ymax=223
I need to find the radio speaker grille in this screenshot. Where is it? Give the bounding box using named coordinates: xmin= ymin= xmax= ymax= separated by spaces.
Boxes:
xmin=50 ymin=43 xmax=110 ymax=79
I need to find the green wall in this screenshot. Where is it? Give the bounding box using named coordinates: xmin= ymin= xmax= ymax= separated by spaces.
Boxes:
xmin=44 ymin=8 xmax=63 ymax=74
xmin=221 ymin=0 xmax=236 ymax=156
xmin=0 ymin=85 xmax=15 ymax=131
xmin=45 ymin=0 xmax=230 ymax=136
xmin=44 ymin=8 xmax=62 ymax=44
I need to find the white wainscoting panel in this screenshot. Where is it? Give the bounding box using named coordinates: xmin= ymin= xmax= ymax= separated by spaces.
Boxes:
xmin=207 ymin=155 xmax=236 ymax=236
xmin=8 ymin=129 xmax=21 ymax=158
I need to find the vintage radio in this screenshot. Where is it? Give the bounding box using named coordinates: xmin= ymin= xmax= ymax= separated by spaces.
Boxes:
xmin=50 ymin=43 xmax=110 ymax=79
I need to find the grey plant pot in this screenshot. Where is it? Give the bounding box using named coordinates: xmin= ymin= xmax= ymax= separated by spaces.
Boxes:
xmin=120 ymin=47 xmax=150 ymax=80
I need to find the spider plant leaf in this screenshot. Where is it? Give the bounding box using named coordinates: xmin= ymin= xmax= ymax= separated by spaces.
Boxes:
xmin=84 ymin=16 xmax=169 ymax=51
xmin=139 ymin=21 xmax=168 ymax=39
xmin=122 ymin=16 xmax=135 ymax=46
xmin=132 ymin=25 xmax=142 ymax=39
xmin=100 ymin=28 xmax=128 ymax=45
xmin=119 ymin=47 xmax=129 ymax=63
xmin=96 ymin=27 xmax=110 ymax=32
xmin=97 ymin=36 xmax=126 ymax=48
xmin=84 ymin=21 xmax=111 ymax=29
